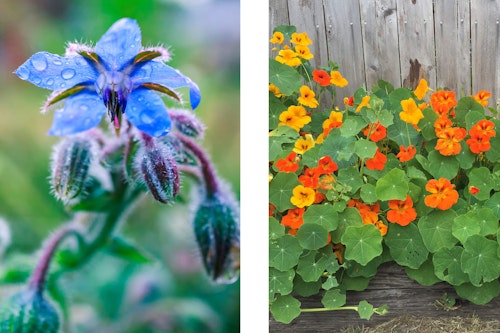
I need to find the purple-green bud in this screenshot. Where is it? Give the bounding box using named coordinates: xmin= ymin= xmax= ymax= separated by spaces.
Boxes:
xmin=169 ymin=108 xmax=205 ymax=138
xmin=50 ymin=136 xmax=94 ymax=204
xmin=193 ymin=188 xmax=240 ymax=283
xmin=138 ymin=143 xmax=180 ymax=204
xmin=0 ymin=288 xmax=59 ymax=333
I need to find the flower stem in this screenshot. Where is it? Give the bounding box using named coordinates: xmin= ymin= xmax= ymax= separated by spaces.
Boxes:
xmin=301 ymin=306 xmax=358 ymax=313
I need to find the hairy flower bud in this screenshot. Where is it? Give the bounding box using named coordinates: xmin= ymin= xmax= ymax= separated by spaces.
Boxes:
xmin=169 ymin=108 xmax=205 ymax=138
xmin=193 ymin=188 xmax=240 ymax=283
xmin=138 ymin=143 xmax=180 ymax=204
xmin=0 ymin=288 xmax=59 ymax=333
xmin=50 ymin=136 xmax=94 ymax=203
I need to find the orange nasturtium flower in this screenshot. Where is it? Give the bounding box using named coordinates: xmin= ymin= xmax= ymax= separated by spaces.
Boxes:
xmin=430 ymin=90 xmax=457 ymax=116
xmin=290 ymin=185 xmax=316 ymax=208
xmin=281 ymin=207 xmax=305 ymax=229
xmin=275 ymin=49 xmax=302 ymax=67
xmin=424 ymin=178 xmax=459 ymax=210
xmin=472 ymin=90 xmax=491 ymax=107
xmin=356 ymin=95 xmax=371 ymax=112
xmin=322 ymin=111 xmax=343 ymax=136
xmin=396 ymin=145 xmax=417 ymax=162
xmin=414 ymin=78 xmax=430 ymax=100
xmin=470 ymin=119 xmax=496 ymax=139
xmin=363 ymin=121 xmax=387 ymax=142
xmin=435 ymin=127 xmax=467 ymax=156
xmin=374 ymin=221 xmax=388 ymax=236
xmin=269 ymin=83 xmax=284 ymax=98
xmin=466 ymin=135 xmax=491 ymax=154
xmin=298 ymin=85 xmax=319 ymax=108
xmin=316 ymin=156 xmax=338 ymax=175
xmin=290 ymin=32 xmax=313 ymax=46
xmin=312 ymin=69 xmax=331 ymax=86
xmin=469 ymin=186 xmax=480 ymax=195
xmin=278 ymin=105 xmax=311 ymax=131
xmin=365 ymin=149 xmax=387 ymax=171
xmin=298 ymin=167 xmax=319 ymax=188
xmin=269 ymin=31 xmax=284 ymax=44
xmin=275 ymin=151 xmax=300 ymax=172
xmin=400 ymin=98 xmax=424 ymax=125
xmin=433 ymin=116 xmax=453 ymax=137
xmin=387 ymin=195 xmax=417 ymax=226
xmin=293 ymin=134 xmax=315 ymax=154
xmin=295 ymin=45 xmax=314 ymax=60
xmin=344 ymin=96 xmax=354 ymax=106
xmin=330 ymin=71 xmax=349 ymax=87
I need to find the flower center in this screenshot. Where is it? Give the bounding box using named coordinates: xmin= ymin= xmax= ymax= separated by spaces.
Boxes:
xmin=96 ymin=71 xmax=132 ymax=130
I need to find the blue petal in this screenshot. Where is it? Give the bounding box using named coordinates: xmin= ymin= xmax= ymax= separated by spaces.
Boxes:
xmin=125 ymin=88 xmax=171 ymax=137
xmin=131 ymin=61 xmax=201 ymax=109
xmin=14 ymin=52 xmax=97 ymax=90
xmin=48 ymin=91 xmax=106 ymax=136
xmin=95 ymin=18 xmax=142 ymax=70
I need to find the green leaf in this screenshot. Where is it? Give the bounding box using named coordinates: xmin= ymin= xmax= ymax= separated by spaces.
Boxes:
xmin=303 ymin=204 xmax=338 ymax=231
xmin=322 ymin=275 xmax=339 ymax=290
xmin=340 ymin=117 xmax=367 ymax=137
xmin=319 ymin=130 xmax=357 ymax=169
xmin=389 ymin=88 xmax=412 ymax=110
xmin=404 ymin=258 xmax=441 ymax=286
xmin=331 ymin=207 xmax=362 ymax=243
xmin=420 ymin=107 xmax=439 ymax=140
xmin=293 ymin=274 xmax=321 ymax=297
xmin=455 ymin=280 xmax=500 ymax=305
xmin=296 ymin=251 xmax=329 ymax=282
xmin=357 ymin=300 xmax=375 ymax=320
xmin=468 ymin=167 xmax=493 ymax=201
xmin=269 ymin=59 xmax=302 ymax=96
xmin=432 ymin=246 xmax=469 ymax=286
xmin=0 ymin=253 xmax=34 ymax=284
xmin=270 ymin=294 xmax=301 ymax=324
xmin=385 ymin=223 xmax=428 ymax=269
xmin=269 ymin=126 xmax=299 ymax=161
xmin=456 ymin=141 xmax=476 ymax=170
xmin=273 ymin=25 xmax=297 ymax=38
xmin=484 ymin=192 xmax=500 ymax=218
xmin=337 ymin=166 xmax=364 ymax=194
xmin=269 ymin=172 xmax=300 ymax=212
xmin=354 ymin=139 xmax=378 ymax=159
xmin=485 ymin=119 xmax=500 ymax=162
xmin=387 ymin=112 xmax=420 ymax=147
xmin=321 ymin=289 xmax=346 ymax=309
xmin=269 ymin=217 xmax=285 ymax=240
xmin=360 ymin=183 xmax=377 ymax=203
xmin=269 ymin=93 xmax=286 ymax=129
xmin=105 ymin=236 xmax=153 ymax=263
xmin=455 ymin=96 xmax=484 ymax=126
xmin=418 ymin=210 xmax=458 ymax=252
xmin=342 ymin=225 xmax=383 ymax=265
xmin=375 ymin=168 xmax=409 ymax=201
xmin=427 ymin=150 xmax=459 ymax=180
xmin=452 ymin=213 xmax=481 ymax=244
xmin=269 ymin=267 xmax=295 ymax=299
xmin=296 ymin=224 xmax=329 ymax=250
xmin=269 ymin=235 xmax=303 ymax=271
xmin=300 ymin=145 xmax=322 ymax=168
xmin=461 ymin=234 xmax=500 ymax=286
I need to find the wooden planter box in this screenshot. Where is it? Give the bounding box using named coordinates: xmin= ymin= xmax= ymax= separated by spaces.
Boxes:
xmin=269 ymin=262 xmax=500 ymax=332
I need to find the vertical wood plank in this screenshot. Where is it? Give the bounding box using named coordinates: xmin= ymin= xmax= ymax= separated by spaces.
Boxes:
xmin=471 ymin=0 xmax=500 ymax=108
xmin=434 ymin=0 xmax=471 ymax=96
xmin=269 ymin=0 xmax=290 ymax=35
xmin=323 ymin=0 xmax=366 ymax=104
xmin=359 ymin=0 xmax=401 ymax=90
xmin=396 ymin=0 xmax=436 ymax=90
xmin=286 ymin=0 xmax=328 ymax=70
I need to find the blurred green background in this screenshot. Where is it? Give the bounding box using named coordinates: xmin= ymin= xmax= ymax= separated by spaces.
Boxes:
xmin=0 ymin=0 xmax=240 ymax=332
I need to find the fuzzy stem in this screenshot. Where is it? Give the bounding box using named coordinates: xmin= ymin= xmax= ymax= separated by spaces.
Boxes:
xmin=176 ymin=134 xmax=219 ymax=197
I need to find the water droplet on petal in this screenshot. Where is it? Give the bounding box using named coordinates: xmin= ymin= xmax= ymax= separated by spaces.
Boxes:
xmin=61 ymin=68 xmax=76 ymax=80
xmin=31 ymin=54 xmax=48 ymax=71
xmin=46 ymin=78 xmax=54 ymax=86
xmin=60 ymin=82 xmax=67 ymax=89
xmin=53 ymin=59 xmax=63 ymax=66
xmin=16 ymin=67 xmax=29 ymax=80
xmin=140 ymin=112 xmax=154 ymax=124
xmin=32 ymin=76 xmax=42 ymax=85
xmin=79 ymin=104 xmax=89 ymax=112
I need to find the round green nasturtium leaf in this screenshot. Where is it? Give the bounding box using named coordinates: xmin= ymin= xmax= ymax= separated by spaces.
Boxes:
xmin=337 ymin=166 xmax=364 ymax=194
xmin=269 ymin=172 xmax=300 ymax=212
xmin=300 ymin=145 xmax=322 ymax=169
xmin=269 ymin=126 xmax=299 ymax=161
xmin=319 ymin=129 xmax=356 ymax=169
xmin=341 ymin=117 xmax=367 ymax=138
xmin=418 ymin=210 xmax=458 ymax=253
xmin=322 ymin=275 xmax=339 ymax=290
xmin=406 ymin=166 xmax=427 ymax=181
xmin=375 ymin=168 xmax=408 ymax=201
xmin=303 ymin=204 xmax=338 ymax=231
xmin=269 ymin=235 xmax=303 ymax=271
xmin=354 ymin=139 xmax=378 ymax=159
xmin=432 ymin=246 xmax=469 ymax=286
xmin=404 ymin=258 xmax=441 ymax=286
xmin=270 ymin=294 xmax=301 ymax=324
xmin=465 ymin=110 xmax=486 ymax=131
xmin=340 ymin=275 xmax=371 ymax=291
xmin=455 ymin=280 xmax=500 ymax=305
xmin=321 ymin=289 xmax=346 ymax=309
xmin=454 ymin=97 xmax=484 ymax=126
xmin=468 ymin=167 xmax=493 ymax=201
xmin=452 ymin=214 xmax=481 ymax=244
xmin=473 ymin=208 xmax=499 ymax=236
xmin=461 ymin=234 xmax=500 ymax=286
xmin=296 ymin=250 xmax=329 ymax=282
xmin=420 ymin=107 xmax=439 ymax=140
xmin=456 ymin=141 xmax=476 ymax=170
xmin=484 ymin=192 xmax=500 ymax=218
xmin=269 ymin=59 xmax=302 ymax=96
xmin=341 ymin=225 xmax=383 ymax=265
xmin=269 ymin=217 xmax=285 ymax=240
xmin=346 ymin=252 xmax=387 ymax=278
xmin=357 ymin=300 xmax=375 ymax=320
xmin=269 ymin=93 xmax=286 ymax=129
xmin=331 ymin=207 xmax=362 ymax=243
xmin=269 ymin=267 xmax=295 ymax=300
xmin=293 ymin=274 xmax=322 ymax=297
xmin=427 ymin=150 xmax=459 ymax=180
xmin=485 ymin=119 xmax=500 ymax=162
xmin=387 ymin=114 xmax=420 ymax=147
xmin=296 ymin=224 xmax=329 ymax=250
xmin=360 ymin=183 xmax=377 ymax=203
xmin=385 ymin=223 xmax=428 ymax=269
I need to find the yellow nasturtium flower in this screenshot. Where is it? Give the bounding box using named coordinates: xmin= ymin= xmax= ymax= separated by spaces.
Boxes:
xmin=290 ymin=32 xmax=312 ymax=46
xmin=294 ymin=45 xmax=314 ymax=60
xmin=269 ymin=31 xmax=284 ymax=44
xmin=290 ymin=185 xmax=315 ymax=208
xmin=356 ymin=96 xmax=371 ymax=112
xmin=275 ymin=49 xmax=301 ymax=67
xmin=278 ymin=105 xmax=311 ymax=132
xmin=330 ymin=71 xmax=348 ymax=87
xmin=293 ymin=134 xmax=315 ymax=154
xmin=297 ymin=85 xmax=318 ymax=108
xmin=414 ymin=78 xmax=430 ymax=100
xmin=400 ymin=98 xmax=424 ymax=125
xmin=269 ymin=83 xmax=284 ymax=98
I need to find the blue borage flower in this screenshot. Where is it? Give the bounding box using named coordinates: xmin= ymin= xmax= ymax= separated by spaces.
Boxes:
xmin=14 ymin=18 xmax=201 ymax=137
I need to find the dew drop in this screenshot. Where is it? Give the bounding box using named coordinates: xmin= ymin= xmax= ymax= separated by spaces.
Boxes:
xmin=46 ymin=78 xmax=54 ymax=86
xmin=16 ymin=67 xmax=29 ymax=80
xmin=32 ymin=76 xmax=42 ymax=85
xmin=53 ymin=59 xmax=63 ymax=66
xmin=30 ymin=54 xmax=48 ymax=71
xmin=140 ymin=112 xmax=154 ymax=124
xmin=79 ymin=104 xmax=89 ymax=111
xmin=61 ymin=68 xmax=76 ymax=80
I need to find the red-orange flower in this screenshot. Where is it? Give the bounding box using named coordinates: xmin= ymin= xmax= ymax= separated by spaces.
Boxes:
xmin=363 ymin=121 xmax=387 ymax=142
xmin=396 ymin=145 xmax=417 ymax=162
xmin=275 ymin=151 xmax=300 ymax=172
xmin=435 ymin=127 xmax=467 ymax=156
xmin=430 ymin=90 xmax=457 ymax=116
xmin=365 ymin=149 xmax=387 ymax=171
xmin=424 ymin=178 xmax=459 ymax=210
xmin=281 ymin=207 xmax=305 ymax=229
xmin=343 ymin=96 xmax=354 ymax=106
xmin=469 ymin=186 xmax=480 ymax=195
xmin=387 ymin=195 xmax=417 ymax=226
xmin=472 ymin=90 xmax=491 ymax=107
xmin=469 ymin=119 xmax=496 ymax=139
xmin=434 ymin=116 xmax=453 ymax=137
xmin=312 ymin=69 xmax=331 ymax=86
xmin=316 ymin=156 xmax=338 ymax=175
xmin=298 ymin=167 xmax=319 ymax=188
xmin=375 ymin=221 xmax=388 ymax=236
xmin=466 ymin=135 xmax=491 ymax=154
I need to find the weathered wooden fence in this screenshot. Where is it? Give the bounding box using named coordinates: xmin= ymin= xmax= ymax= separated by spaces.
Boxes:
xmin=269 ymin=0 xmax=500 ymax=107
